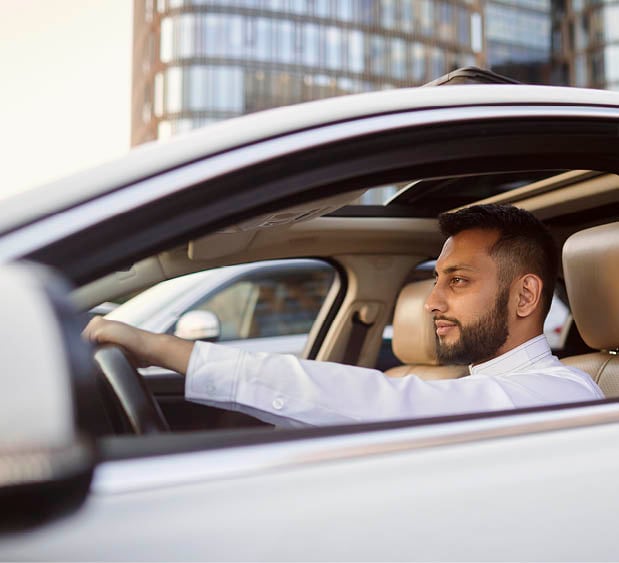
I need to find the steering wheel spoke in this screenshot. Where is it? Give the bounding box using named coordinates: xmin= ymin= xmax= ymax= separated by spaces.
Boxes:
xmin=94 ymin=345 xmax=170 ymax=434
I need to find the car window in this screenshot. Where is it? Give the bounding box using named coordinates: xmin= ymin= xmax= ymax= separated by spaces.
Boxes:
xmin=183 ymin=262 xmax=336 ymax=341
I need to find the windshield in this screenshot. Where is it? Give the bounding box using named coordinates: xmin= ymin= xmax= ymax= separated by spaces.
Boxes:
xmin=107 ymin=270 xmax=218 ymax=326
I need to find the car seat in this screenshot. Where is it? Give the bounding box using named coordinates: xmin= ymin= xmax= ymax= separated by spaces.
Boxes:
xmin=561 ymin=222 xmax=619 ymax=397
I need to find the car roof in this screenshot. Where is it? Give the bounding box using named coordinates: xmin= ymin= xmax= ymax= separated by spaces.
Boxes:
xmin=2 ymin=84 xmax=619 ymax=235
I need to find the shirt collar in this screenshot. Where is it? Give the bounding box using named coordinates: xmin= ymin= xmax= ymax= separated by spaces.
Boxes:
xmin=468 ymin=335 xmax=551 ymax=376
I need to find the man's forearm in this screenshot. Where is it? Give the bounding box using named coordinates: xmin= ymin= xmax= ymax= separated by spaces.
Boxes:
xmin=145 ymin=332 xmax=195 ymax=374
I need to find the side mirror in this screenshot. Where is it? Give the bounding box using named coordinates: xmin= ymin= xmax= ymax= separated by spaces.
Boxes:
xmin=174 ymin=310 xmax=221 ymax=341
xmin=0 ymin=263 xmax=95 ymax=531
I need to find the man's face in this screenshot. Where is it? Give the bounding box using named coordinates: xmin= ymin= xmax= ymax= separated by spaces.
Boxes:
xmin=425 ymin=228 xmax=511 ymax=365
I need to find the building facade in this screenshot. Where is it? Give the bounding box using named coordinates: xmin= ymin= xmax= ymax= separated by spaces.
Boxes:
xmin=132 ymin=0 xmax=616 ymax=147
xmin=132 ymin=0 xmax=484 ymax=145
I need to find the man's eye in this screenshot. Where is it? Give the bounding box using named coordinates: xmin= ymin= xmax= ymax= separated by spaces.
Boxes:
xmin=450 ymin=277 xmax=467 ymax=286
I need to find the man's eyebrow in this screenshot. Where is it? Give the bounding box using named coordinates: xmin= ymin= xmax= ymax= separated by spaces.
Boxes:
xmin=434 ymin=264 xmax=478 ymax=277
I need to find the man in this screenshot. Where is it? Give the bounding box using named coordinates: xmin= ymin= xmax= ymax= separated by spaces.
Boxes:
xmin=84 ymin=204 xmax=603 ymax=427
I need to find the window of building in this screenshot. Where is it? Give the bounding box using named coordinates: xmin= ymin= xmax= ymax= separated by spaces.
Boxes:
xmin=303 ymin=23 xmax=320 ymax=67
xmin=201 ymin=14 xmax=222 ymax=57
xmin=391 ymin=38 xmax=406 ymax=79
xmin=471 ymin=12 xmax=483 ymax=52
xmin=314 ymin=0 xmax=332 ymax=19
xmin=256 ymin=18 xmax=273 ymax=61
xmin=265 ymin=0 xmax=286 ymax=11
xmin=213 ymin=66 xmax=244 ymax=112
xmin=277 ymin=20 xmax=296 ymax=64
xmin=189 ymin=66 xmax=207 ymax=110
xmin=604 ymin=4 xmax=619 ymax=42
xmin=381 ymin=0 xmax=397 ymax=29
xmin=605 ymin=45 xmax=619 ymax=83
xmin=410 ymin=42 xmax=426 ymax=82
xmin=325 ymin=26 xmax=342 ymax=70
xmin=161 ymin=16 xmax=173 ymax=62
xmin=228 ymin=15 xmax=245 ymax=58
xmin=178 ymin=13 xmax=195 ymax=58
xmin=401 ymin=1 xmax=414 ymax=31
xmin=165 ymin=66 xmax=183 ymax=113
xmin=337 ymin=0 xmax=354 ymax=22
xmin=358 ymin=0 xmax=375 ymax=24
xmin=419 ymin=0 xmax=435 ymax=36
xmin=370 ymin=35 xmax=386 ymax=76
xmin=348 ymin=29 xmax=365 ymax=73
xmin=289 ymin=1 xmax=309 ymax=15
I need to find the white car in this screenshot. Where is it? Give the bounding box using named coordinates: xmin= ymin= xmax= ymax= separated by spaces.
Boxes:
xmin=1 ymin=76 xmax=619 ymax=560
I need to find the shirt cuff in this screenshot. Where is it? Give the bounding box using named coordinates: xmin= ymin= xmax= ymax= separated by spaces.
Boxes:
xmin=185 ymin=341 xmax=243 ymax=403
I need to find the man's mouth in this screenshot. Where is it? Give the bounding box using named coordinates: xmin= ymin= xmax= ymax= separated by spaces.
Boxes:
xmin=434 ymin=319 xmax=459 ymax=337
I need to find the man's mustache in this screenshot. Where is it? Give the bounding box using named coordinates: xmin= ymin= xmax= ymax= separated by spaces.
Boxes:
xmin=432 ymin=315 xmax=462 ymax=328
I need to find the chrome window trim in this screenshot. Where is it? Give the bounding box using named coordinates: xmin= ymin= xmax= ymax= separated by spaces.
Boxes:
xmin=92 ymin=400 xmax=619 ymax=495
xmin=0 ymin=105 xmax=617 ymax=263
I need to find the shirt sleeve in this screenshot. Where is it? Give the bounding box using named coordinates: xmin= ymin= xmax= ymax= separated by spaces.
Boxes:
xmin=185 ymin=342 xmax=523 ymax=427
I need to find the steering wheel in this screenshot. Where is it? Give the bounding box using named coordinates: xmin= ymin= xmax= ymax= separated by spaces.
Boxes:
xmin=93 ymin=345 xmax=170 ymax=434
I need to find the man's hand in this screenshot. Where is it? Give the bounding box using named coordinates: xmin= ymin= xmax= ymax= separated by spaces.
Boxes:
xmin=83 ymin=317 xmax=195 ymax=374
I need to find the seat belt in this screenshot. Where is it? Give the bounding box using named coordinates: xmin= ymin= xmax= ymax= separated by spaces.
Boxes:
xmin=341 ymin=303 xmax=380 ymax=366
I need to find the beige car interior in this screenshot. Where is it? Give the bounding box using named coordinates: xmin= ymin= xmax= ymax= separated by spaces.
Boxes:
xmin=562 ymin=222 xmax=619 ymax=397
xmin=76 ymin=169 xmax=619 ymax=395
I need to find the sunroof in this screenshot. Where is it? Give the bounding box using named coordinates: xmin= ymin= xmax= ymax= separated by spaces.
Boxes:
xmin=332 ymin=170 xmax=564 ymax=218
xmin=389 ymin=170 xmax=563 ymax=217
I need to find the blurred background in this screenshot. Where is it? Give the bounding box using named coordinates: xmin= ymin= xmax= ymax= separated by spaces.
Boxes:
xmin=1 ymin=0 xmax=617 ymax=198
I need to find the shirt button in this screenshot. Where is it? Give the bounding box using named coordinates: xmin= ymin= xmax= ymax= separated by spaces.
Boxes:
xmin=206 ymin=384 xmax=216 ymax=394
xmin=272 ymin=397 xmax=285 ymax=410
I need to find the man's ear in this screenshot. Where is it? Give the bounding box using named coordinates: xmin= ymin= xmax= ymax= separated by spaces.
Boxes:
xmin=515 ymin=274 xmax=543 ymax=318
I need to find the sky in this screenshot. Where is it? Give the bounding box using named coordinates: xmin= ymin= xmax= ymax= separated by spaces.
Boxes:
xmin=0 ymin=0 xmax=133 ymax=199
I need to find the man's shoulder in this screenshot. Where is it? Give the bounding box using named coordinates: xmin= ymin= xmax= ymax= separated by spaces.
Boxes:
xmin=498 ymin=355 xmax=604 ymax=399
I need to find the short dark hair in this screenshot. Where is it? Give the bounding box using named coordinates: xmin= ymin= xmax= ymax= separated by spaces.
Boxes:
xmin=438 ymin=204 xmax=559 ymax=319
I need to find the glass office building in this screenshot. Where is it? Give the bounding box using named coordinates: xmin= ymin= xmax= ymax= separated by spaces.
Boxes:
xmin=132 ymin=0 xmax=615 ymax=147
xmin=132 ymin=0 xmax=484 ymax=145
xmin=553 ymin=0 xmax=619 ymax=90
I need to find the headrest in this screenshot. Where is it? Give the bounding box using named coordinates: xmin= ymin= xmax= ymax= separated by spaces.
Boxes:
xmin=391 ymin=279 xmax=440 ymax=365
xmin=563 ymin=222 xmax=619 ymax=351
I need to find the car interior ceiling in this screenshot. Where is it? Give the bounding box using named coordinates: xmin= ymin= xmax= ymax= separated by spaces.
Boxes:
xmin=79 ymin=167 xmax=619 ymax=449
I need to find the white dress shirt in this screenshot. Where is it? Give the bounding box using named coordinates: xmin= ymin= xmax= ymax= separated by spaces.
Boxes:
xmin=185 ymin=334 xmax=604 ymax=427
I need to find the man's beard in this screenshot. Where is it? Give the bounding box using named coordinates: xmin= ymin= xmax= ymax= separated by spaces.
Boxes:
xmin=435 ymin=287 xmax=510 ymax=365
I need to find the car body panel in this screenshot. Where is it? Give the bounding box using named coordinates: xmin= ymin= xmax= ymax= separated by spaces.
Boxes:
xmin=2 ymin=402 xmax=619 ymax=560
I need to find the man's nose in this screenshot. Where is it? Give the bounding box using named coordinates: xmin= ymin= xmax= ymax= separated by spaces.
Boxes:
xmin=425 ymin=282 xmax=446 ymax=314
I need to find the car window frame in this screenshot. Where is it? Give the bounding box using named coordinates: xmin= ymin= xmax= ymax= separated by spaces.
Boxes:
xmin=3 ymin=105 xmax=617 ymax=284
